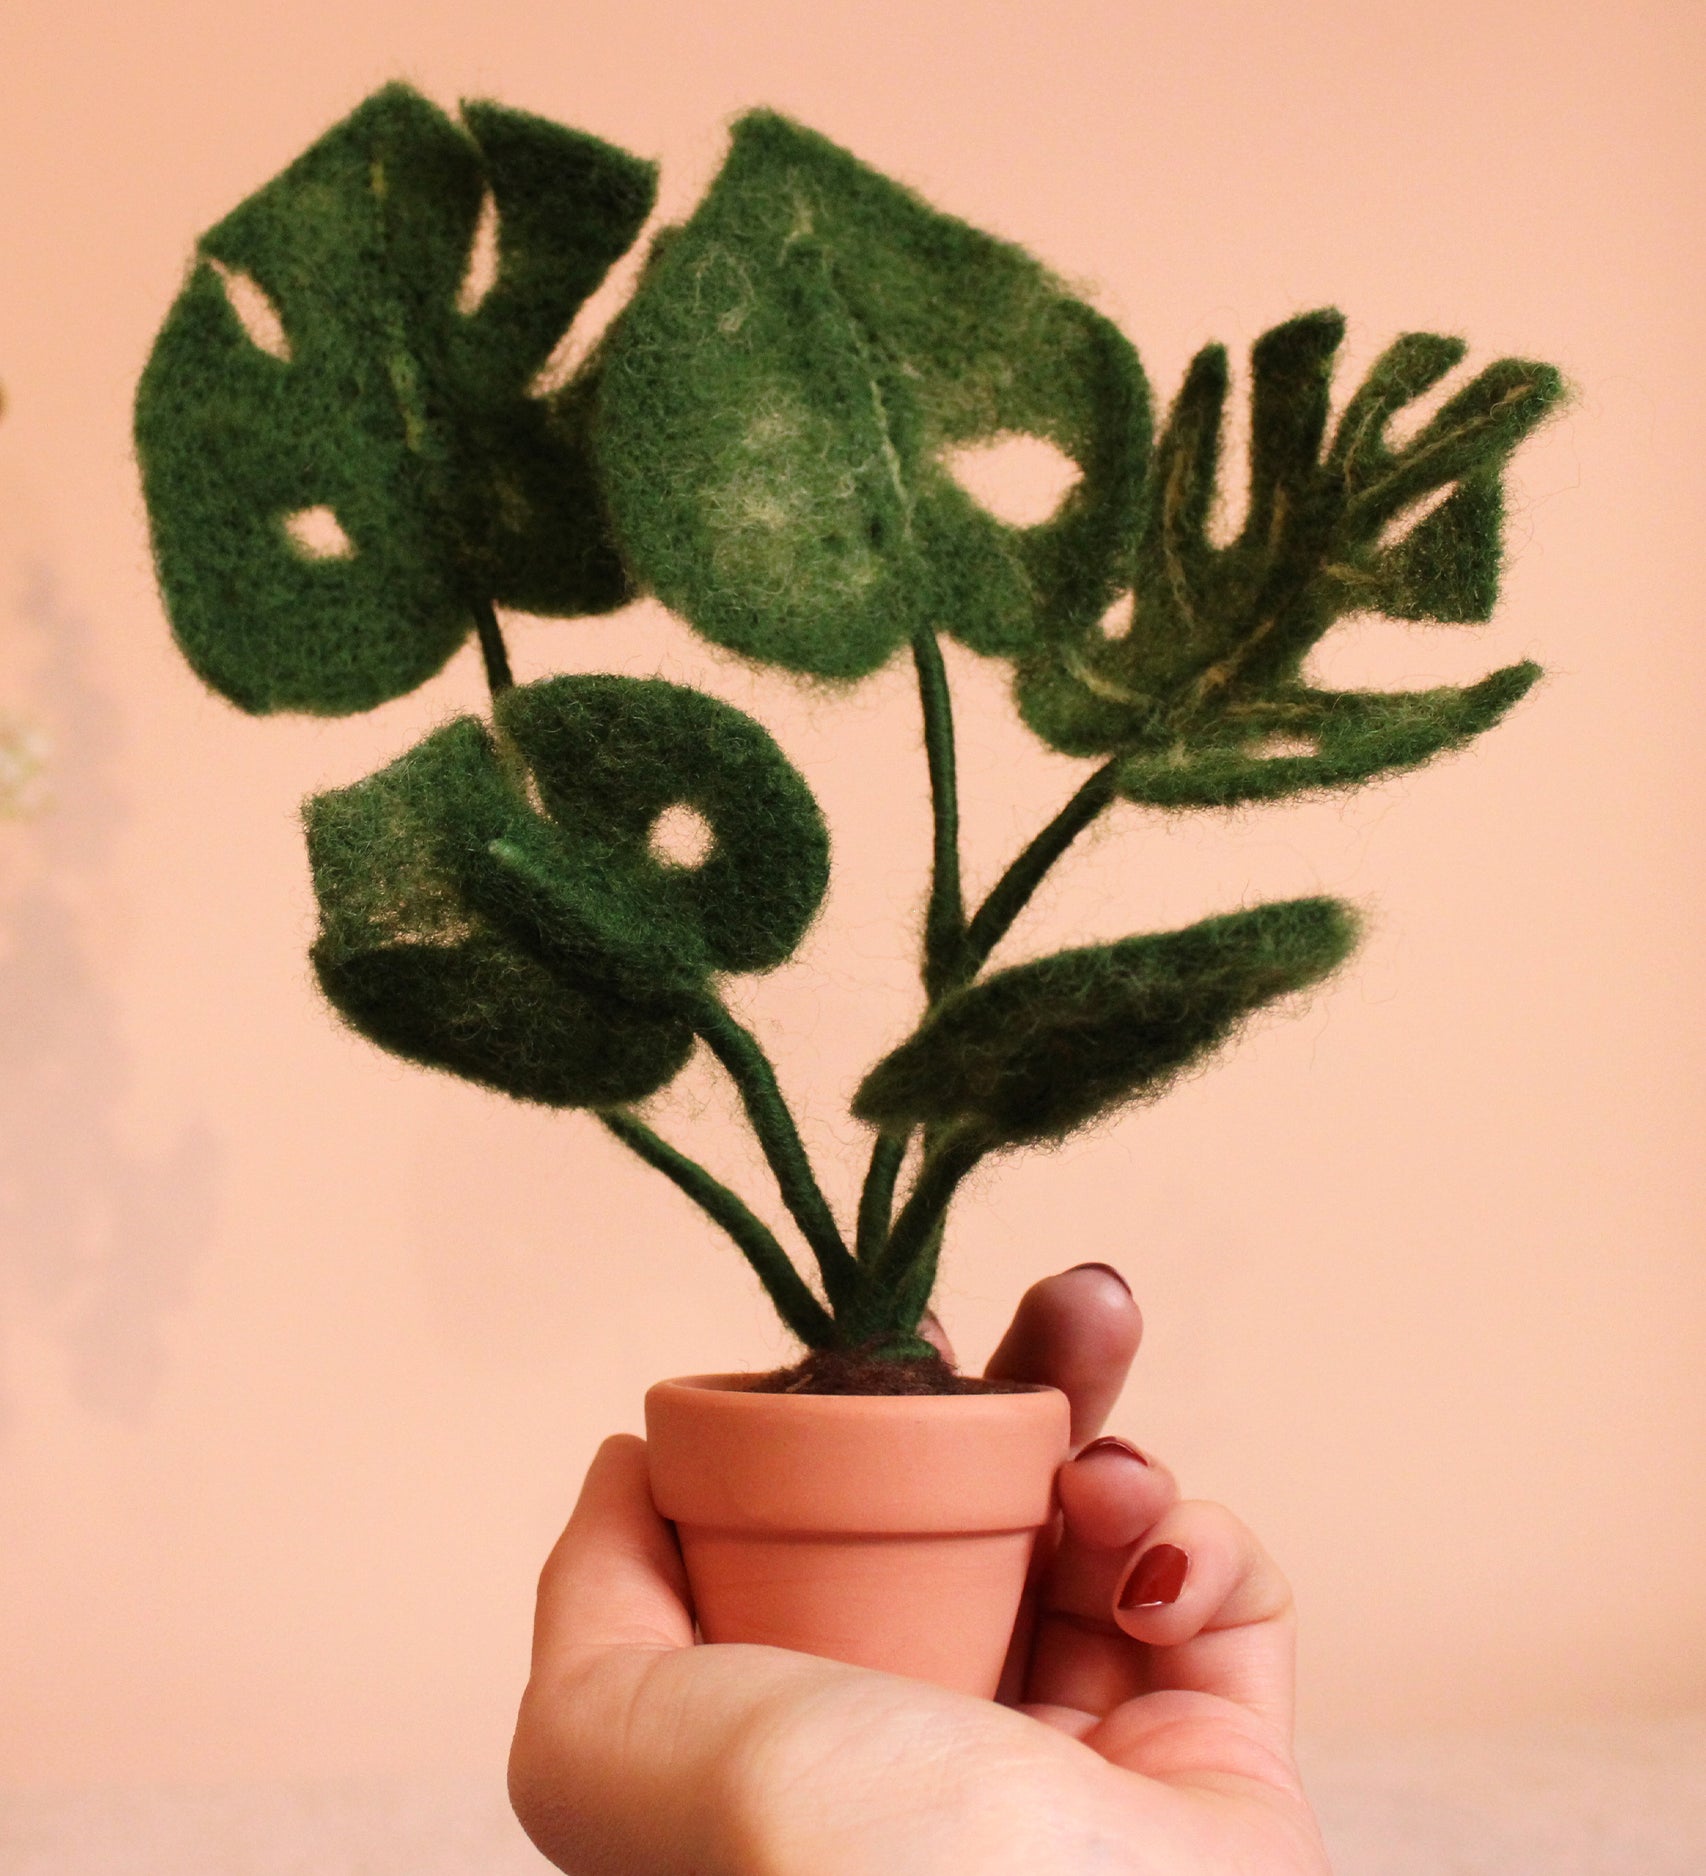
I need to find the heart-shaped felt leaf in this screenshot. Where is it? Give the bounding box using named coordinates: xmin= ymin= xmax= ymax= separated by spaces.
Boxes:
xmin=1014 ymin=311 xmax=1563 ymax=802
xmin=853 ymin=898 xmax=1358 ymax=1147
xmin=596 ymin=110 xmax=1149 ymax=679
xmin=137 ymin=84 xmax=656 ymax=715
xmin=304 ymin=675 xmax=829 ymax=1105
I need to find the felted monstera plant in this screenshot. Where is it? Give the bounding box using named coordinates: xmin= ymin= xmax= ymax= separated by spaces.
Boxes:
xmin=136 ymin=86 xmax=1562 ymax=1392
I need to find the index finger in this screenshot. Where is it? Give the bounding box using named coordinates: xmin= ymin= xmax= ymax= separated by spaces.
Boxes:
xmin=984 ymin=1264 xmax=1141 ymax=1447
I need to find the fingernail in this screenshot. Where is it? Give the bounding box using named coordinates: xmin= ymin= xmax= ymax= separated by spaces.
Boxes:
xmin=1067 ymin=1262 xmax=1132 ymax=1295
xmin=1077 ymin=1436 xmax=1150 ymax=1466
xmin=1118 ymin=1543 xmax=1189 ymax=1610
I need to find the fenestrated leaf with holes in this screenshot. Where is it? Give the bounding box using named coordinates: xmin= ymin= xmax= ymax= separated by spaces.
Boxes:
xmin=304 ymin=674 xmax=830 ymax=1106
xmin=135 ymin=83 xmax=657 ymax=715
xmin=1014 ymin=312 xmax=1565 ymax=804
xmin=595 ymin=110 xmax=1150 ymax=679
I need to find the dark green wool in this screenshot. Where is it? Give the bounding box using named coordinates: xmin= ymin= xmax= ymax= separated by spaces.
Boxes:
xmin=854 ymin=898 xmax=1358 ymax=1150
xmin=594 ymin=110 xmax=1150 ymax=680
xmin=304 ymin=675 xmax=829 ymax=1105
xmin=136 ymin=84 xmax=656 ymax=716
xmin=1014 ymin=312 xmax=1565 ymax=804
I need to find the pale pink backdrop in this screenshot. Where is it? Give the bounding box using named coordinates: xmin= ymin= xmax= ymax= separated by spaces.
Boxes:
xmin=0 ymin=0 xmax=1701 ymax=1789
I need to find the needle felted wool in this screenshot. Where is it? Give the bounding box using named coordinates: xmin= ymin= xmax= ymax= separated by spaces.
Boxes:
xmin=135 ymin=84 xmax=656 ymax=715
xmin=853 ymin=897 xmax=1357 ymax=1149
xmin=1015 ymin=313 xmax=1565 ymax=804
xmin=304 ymin=675 xmax=829 ymax=1105
xmin=594 ymin=110 xmax=1149 ymax=679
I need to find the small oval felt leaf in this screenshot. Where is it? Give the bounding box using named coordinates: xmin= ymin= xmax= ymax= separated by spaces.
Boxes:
xmin=137 ymin=84 xmax=657 ymax=715
xmin=853 ymin=898 xmax=1358 ymax=1148
xmin=596 ymin=110 xmax=1150 ymax=679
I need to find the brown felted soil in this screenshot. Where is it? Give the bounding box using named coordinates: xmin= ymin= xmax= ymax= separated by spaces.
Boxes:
xmin=748 ymin=1348 xmax=1032 ymax=1396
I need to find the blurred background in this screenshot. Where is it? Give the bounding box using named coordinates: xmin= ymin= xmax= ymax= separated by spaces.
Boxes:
xmin=0 ymin=0 xmax=1700 ymax=1849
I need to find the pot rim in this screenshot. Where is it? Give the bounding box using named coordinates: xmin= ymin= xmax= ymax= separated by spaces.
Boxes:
xmin=645 ymin=1373 xmax=1071 ymax=1533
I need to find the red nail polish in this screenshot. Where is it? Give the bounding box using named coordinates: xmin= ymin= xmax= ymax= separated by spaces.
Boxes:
xmin=1118 ymin=1543 xmax=1189 ymax=1610
xmin=1067 ymin=1262 xmax=1132 ymax=1296
xmin=1078 ymin=1436 xmax=1150 ymax=1466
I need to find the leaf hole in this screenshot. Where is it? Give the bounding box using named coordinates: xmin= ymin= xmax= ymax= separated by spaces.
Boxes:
xmin=1380 ymin=367 xmax=1462 ymax=451
xmin=1095 ymin=591 xmax=1134 ymax=640
xmin=209 ymin=259 xmax=291 ymax=362
xmin=1246 ymin=733 xmax=1318 ymax=760
xmin=649 ymin=803 xmax=715 ymax=869
xmin=1377 ymin=480 xmax=1457 ymax=550
xmin=457 ymin=189 xmax=501 ymax=317
xmin=528 ymin=201 xmax=671 ymax=399
xmin=282 ymin=506 xmax=355 ymax=560
xmin=1204 ymin=351 xmax=1250 ymax=548
xmin=941 ymin=434 xmax=1080 ymax=529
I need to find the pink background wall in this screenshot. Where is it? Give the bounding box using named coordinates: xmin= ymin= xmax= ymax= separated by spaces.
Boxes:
xmin=1 ymin=0 xmax=1701 ymax=1788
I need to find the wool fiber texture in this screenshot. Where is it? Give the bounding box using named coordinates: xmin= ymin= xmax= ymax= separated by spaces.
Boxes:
xmin=854 ymin=898 xmax=1358 ymax=1148
xmin=136 ymin=84 xmax=656 ymax=715
xmin=1016 ymin=313 xmax=1565 ymax=804
xmin=305 ymin=675 xmax=829 ymax=1104
xmin=595 ymin=110 xmax=1150 ymax=680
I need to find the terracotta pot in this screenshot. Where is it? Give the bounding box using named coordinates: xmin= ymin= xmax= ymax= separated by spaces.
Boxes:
xmin=644 ymin=1373 xmax=1071 ymax=1698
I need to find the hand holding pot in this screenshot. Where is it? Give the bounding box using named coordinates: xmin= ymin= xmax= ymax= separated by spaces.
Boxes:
xmin=509 ymin=1266 xmax=1331 ymax=1876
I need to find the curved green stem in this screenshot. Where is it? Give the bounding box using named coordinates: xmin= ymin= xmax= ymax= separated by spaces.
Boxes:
xmin=864 ymin=1130 xmax=988 ymax=1330
xmin=693 ymin=998 xmax=862 ymax=1315
xmin=911 ymin=629 xmax=966 ymax=1000
xmin=599 ymin=1110 xmax=834 ymax=1347
xmin=962 ymin=757 xmax=1121 ymax=979
xmin=855 ymin=1132 xmax=907 ymax=1264
xmin=472 ymin=594 xmax=515 ymax=697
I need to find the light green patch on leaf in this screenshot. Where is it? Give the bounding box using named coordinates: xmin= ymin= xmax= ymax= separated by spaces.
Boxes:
xmin=596 ymin=110 xmax=1150 ymax=679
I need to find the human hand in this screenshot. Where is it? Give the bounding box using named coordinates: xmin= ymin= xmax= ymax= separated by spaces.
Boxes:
xmin=509 ymin=1266 xmax=1331 ymax=1875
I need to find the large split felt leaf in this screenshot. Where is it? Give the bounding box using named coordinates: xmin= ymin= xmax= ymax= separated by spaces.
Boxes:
xmin=595 ymin=110 xmax=1150 ymax=679
xmin=853 ymin=897 xmax=1358 ymax=1148
xmin=305 ymin=676 xmax=829 ymax=1105
xmin=137 ymin=84 xmax=656 ymax=715
xmin=1015 ymin=311 xmax=1564 ymax=803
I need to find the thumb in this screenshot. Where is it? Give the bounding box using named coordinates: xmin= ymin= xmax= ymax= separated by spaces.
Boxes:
xmin=509 ymin=1434 xmax=844 ymax=1876
xmin=526 ymin=1434 xmax=694 ymax=1673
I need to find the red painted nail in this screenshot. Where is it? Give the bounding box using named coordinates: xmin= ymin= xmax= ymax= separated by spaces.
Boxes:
xmin=1067 ymin=1262 xmax=1132 ymax=1296
xmin=1118 ymin=1543 xmax=1189 ymax=1610
xmin=1078 ymin=1436 xmax=1150 ymax=1466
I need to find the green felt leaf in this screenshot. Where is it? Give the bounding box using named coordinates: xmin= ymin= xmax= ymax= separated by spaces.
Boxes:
xmin=853 ymin=898 xmax=1358 ymax=1148
xmin=305 ymin=716 xmax=694 ymax=1107
xmin=137 ymin=84 xmax=656 ymax=715
xmin=1113 ymin=663 xmax=1540 ymax=808
xmin=495 ymin=675 xmax=829 ymax=975
xmin=1368 ymin=472 xmax=1506 ymax=623
xmin=595 ymin=110 xmax=1150 ymax=679
xmin=305 ymin=676 xmax=829 ymax=1105
xmin=1013 ymin=312 xmax=1564 ymax=796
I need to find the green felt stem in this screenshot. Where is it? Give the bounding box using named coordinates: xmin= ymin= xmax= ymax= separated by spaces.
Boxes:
xmin=962 ymin=757 xmax=1121 ymax=980
xmin=599 ymin=1109 xmax=835 ymax=1347
xmin=912 ymin=629 xmax=967 ymax=1001
xmin=864 ymin=1129 xmax=988 ymax=1332
xmin=472 ymin=596 xmax=516 ymax=697
xmin=849 ymin=630 xmax=966 ymax=1271
xmin=692 ymin=997 xmax=863 ymax=1313
xmin=855 ymin=1131 xmax=907 ymax=1264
